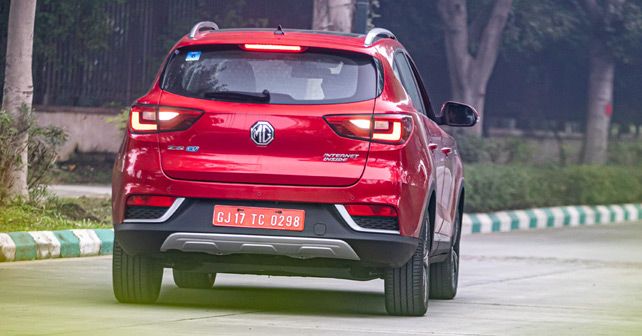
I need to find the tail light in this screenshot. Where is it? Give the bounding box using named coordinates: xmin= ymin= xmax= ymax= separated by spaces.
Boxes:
xmin=130 ymin=105 xmax=157 ymax=133
xmin=125 ymin=195 xmax=177 ymax=221
xmin=324 ymin=114 xmax=413 ymax=144
xmin=345 ymin=204 xmax=398 ymax=217
xmin=126 ymin=195 xmax=176 ymax=207
xmin=129 ymin=105 xmax=203 ymax=133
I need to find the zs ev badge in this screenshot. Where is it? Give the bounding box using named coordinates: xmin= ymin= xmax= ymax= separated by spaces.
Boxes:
xmin=251 ymin=121 xmax=274 ymax=146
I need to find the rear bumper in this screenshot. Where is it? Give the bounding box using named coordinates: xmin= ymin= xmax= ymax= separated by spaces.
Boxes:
xmin=112 ymin=134 xmax=433 ymax=238
xmin=115 ymin=198 xmax=418 ymax=268
xmin=160 ymin=233 xmax=361 ymax=261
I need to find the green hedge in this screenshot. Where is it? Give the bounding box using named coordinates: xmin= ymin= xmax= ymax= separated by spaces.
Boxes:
xmin=464 ymin=165 xmax=642 ymax=213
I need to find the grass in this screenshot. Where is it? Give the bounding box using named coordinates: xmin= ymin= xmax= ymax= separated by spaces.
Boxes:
xmin=0 ymin=196 xmax=111 ymax=232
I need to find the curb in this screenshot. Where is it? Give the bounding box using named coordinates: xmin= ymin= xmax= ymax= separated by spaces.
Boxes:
xmin=0 ymin=229 xmax=113 ymax=262
xmin=462 ymin=203 xmax=642 ymax=235
xmin=1 ymin=203 xmax=641 ymax=262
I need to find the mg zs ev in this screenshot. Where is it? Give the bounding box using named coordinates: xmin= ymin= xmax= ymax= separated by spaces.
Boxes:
xmin=112 ymin=22 xmax=478 ymax=316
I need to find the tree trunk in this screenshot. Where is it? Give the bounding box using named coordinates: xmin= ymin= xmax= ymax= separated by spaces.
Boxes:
xmin=312 ymin=0 xmax=327 ymax=30
xmin=467 ymin=91 xmax=486 ymax=136
xmin=582 ymin=40 xmax=615 ymax=164
xmin=579 ymin=0 xmax=624 ymax=165
xmin=313 ymin=0 xmax=355 ymax=32
xmin=2 ymin=0 xmax=37 ymax=199
xmin=451 ymin=86 xmax=486 ymax=136
xmin=437 ymin=0 xmax=512 ymax=137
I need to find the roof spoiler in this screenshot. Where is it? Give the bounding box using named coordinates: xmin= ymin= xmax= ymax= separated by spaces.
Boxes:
xmin=188 ymin=22 xmax=395 ymax=46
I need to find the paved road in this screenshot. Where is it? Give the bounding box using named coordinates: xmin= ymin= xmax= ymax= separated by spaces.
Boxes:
xmin=1 ymin=223 xmax=641 ymax=335
xmin=49 ymin=185 xmax=111 ymax=198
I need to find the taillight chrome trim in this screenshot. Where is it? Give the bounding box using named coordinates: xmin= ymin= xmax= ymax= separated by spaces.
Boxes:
xmin=334 ymin=204 xmax=400 ymax=235
xmin=123 ymin=198 xmax=185 ymax=223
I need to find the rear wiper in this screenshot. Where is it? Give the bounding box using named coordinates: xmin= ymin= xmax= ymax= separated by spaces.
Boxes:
xmin=204 ymin=90 xmax=270 ymax=103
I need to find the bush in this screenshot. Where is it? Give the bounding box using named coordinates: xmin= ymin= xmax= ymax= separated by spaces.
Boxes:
xmin=105 ymin=107 xmax=129 ymax=132
xmin=456 ymin=135 xmax=535 ymax=165
xmin=457 ymin=135 xmax=642 ymax=166
xmin=464 ymin=164 xmax=642 ymax=212
xmin=608 ymin=141 xmax=642 ymax=166
xmin=0 ymin=107 xmax=67 ymax=204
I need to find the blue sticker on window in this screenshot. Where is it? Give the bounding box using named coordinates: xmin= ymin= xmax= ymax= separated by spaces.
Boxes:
xmin=185 ymin=51 xmax=201 ymax=61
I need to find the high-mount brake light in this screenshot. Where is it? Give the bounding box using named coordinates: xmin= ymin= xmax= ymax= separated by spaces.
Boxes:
xmin=324 ymin=114 xmax=413 ymax=144
xmin=129 ymin=105 xmax=203 ymax=133
xmin=126 ymin=195 xmax=176 ymax=208
xmin=242 ymin=44 xmax=303 ymax=52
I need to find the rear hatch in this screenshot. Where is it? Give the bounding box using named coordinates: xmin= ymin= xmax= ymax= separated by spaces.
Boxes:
xmin=157 ymin=44 xmax=378 ymax=186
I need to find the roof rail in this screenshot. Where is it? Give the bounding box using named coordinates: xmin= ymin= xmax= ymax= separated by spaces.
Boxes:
xmin=364 ymin=28 xmax=396 ymax=47
xmin=189 ymin=21 xmax=219 ymax=39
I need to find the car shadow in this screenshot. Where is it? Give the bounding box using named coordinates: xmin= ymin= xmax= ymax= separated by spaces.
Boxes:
xmin=156 ymin=284 xmax=388 ymax=316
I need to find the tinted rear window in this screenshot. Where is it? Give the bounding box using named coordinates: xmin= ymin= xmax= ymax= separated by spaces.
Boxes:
xmin=161 ymin=46 xmax=378 ymax=104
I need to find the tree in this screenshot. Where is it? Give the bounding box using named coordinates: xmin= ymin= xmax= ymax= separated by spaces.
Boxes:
xmin=499 ymin=0 xmax=642 ymax=163
xmin=313 ymin=0 xmax=355 ymax=32
xmin=437 ymin=0 xmax=513 ymax=136
xmin=2 ymin=0 xmax=37 ymax=199
xmin=578 ymin=0 xmax=642 ymax=164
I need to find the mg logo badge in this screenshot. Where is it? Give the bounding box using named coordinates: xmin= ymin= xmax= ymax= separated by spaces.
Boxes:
xmin=250 ymin=121 xmax=274 ymax=146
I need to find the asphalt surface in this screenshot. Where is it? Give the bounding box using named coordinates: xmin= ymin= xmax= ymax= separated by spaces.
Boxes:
xmin=49 ymin=185 xmax=111 ymax=198
xmin=1 ymin=223 xmax=641 ymax=336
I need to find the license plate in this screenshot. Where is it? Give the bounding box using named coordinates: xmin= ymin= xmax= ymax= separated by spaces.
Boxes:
xmin=212 ymin=205 xmax=305 ymax=231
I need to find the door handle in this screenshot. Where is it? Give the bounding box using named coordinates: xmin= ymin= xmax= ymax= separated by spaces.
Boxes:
xmin=428 ymin=143 xmax=438 ymax=151
xmin=441 ymin=147 xmax=452 ymax=155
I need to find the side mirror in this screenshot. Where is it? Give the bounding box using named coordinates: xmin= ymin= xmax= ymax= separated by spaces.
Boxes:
xmin=439 ymin=101 xmax=478 ymax=127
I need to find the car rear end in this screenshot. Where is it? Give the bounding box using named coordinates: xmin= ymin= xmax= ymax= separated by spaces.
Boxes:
xmin=112 ymin=29 xmax=429 ymax=300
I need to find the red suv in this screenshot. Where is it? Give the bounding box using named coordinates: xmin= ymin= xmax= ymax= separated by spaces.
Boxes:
xmin=112 ymin=22 xmax=477 ymax=316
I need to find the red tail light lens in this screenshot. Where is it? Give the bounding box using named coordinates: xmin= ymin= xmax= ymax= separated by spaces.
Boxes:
xmin=130 ymin=105 xmax=158 ymax=133
xmin=129 ymin=105 xmax=203 ymax=133
xmin=126 ymin=195 xmax=176 ymax=207
xmin=241 ymin=44 xmax=304 ymax=52
xmin=324 ymin=114 xmax=413 ymax=144
xmin=323 ymin=115 xmax=372 ymax=140
xmin=158 ymin=107 xmax=203 ymax=132
xmin=345 ymin=204 xmax=398 ymax=217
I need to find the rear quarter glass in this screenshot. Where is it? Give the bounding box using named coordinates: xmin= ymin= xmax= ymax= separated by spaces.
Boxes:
xmin=160 ymin=45 xmax=379 ymax=105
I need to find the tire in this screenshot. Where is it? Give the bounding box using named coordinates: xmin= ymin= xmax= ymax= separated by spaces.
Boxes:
xmin=172 ymin=269 xmax=216 ymax=289
xmin=112 ymin=240 xmax=163 ymax=304
xmin=384 ymin=211 xmax=430 ymax=316
xmin=429 ymin=208 xmax=461 ymax=300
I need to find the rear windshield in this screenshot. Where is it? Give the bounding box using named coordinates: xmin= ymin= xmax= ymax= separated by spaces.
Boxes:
xmin=161 ymin=46 xmax=378 ymax=105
